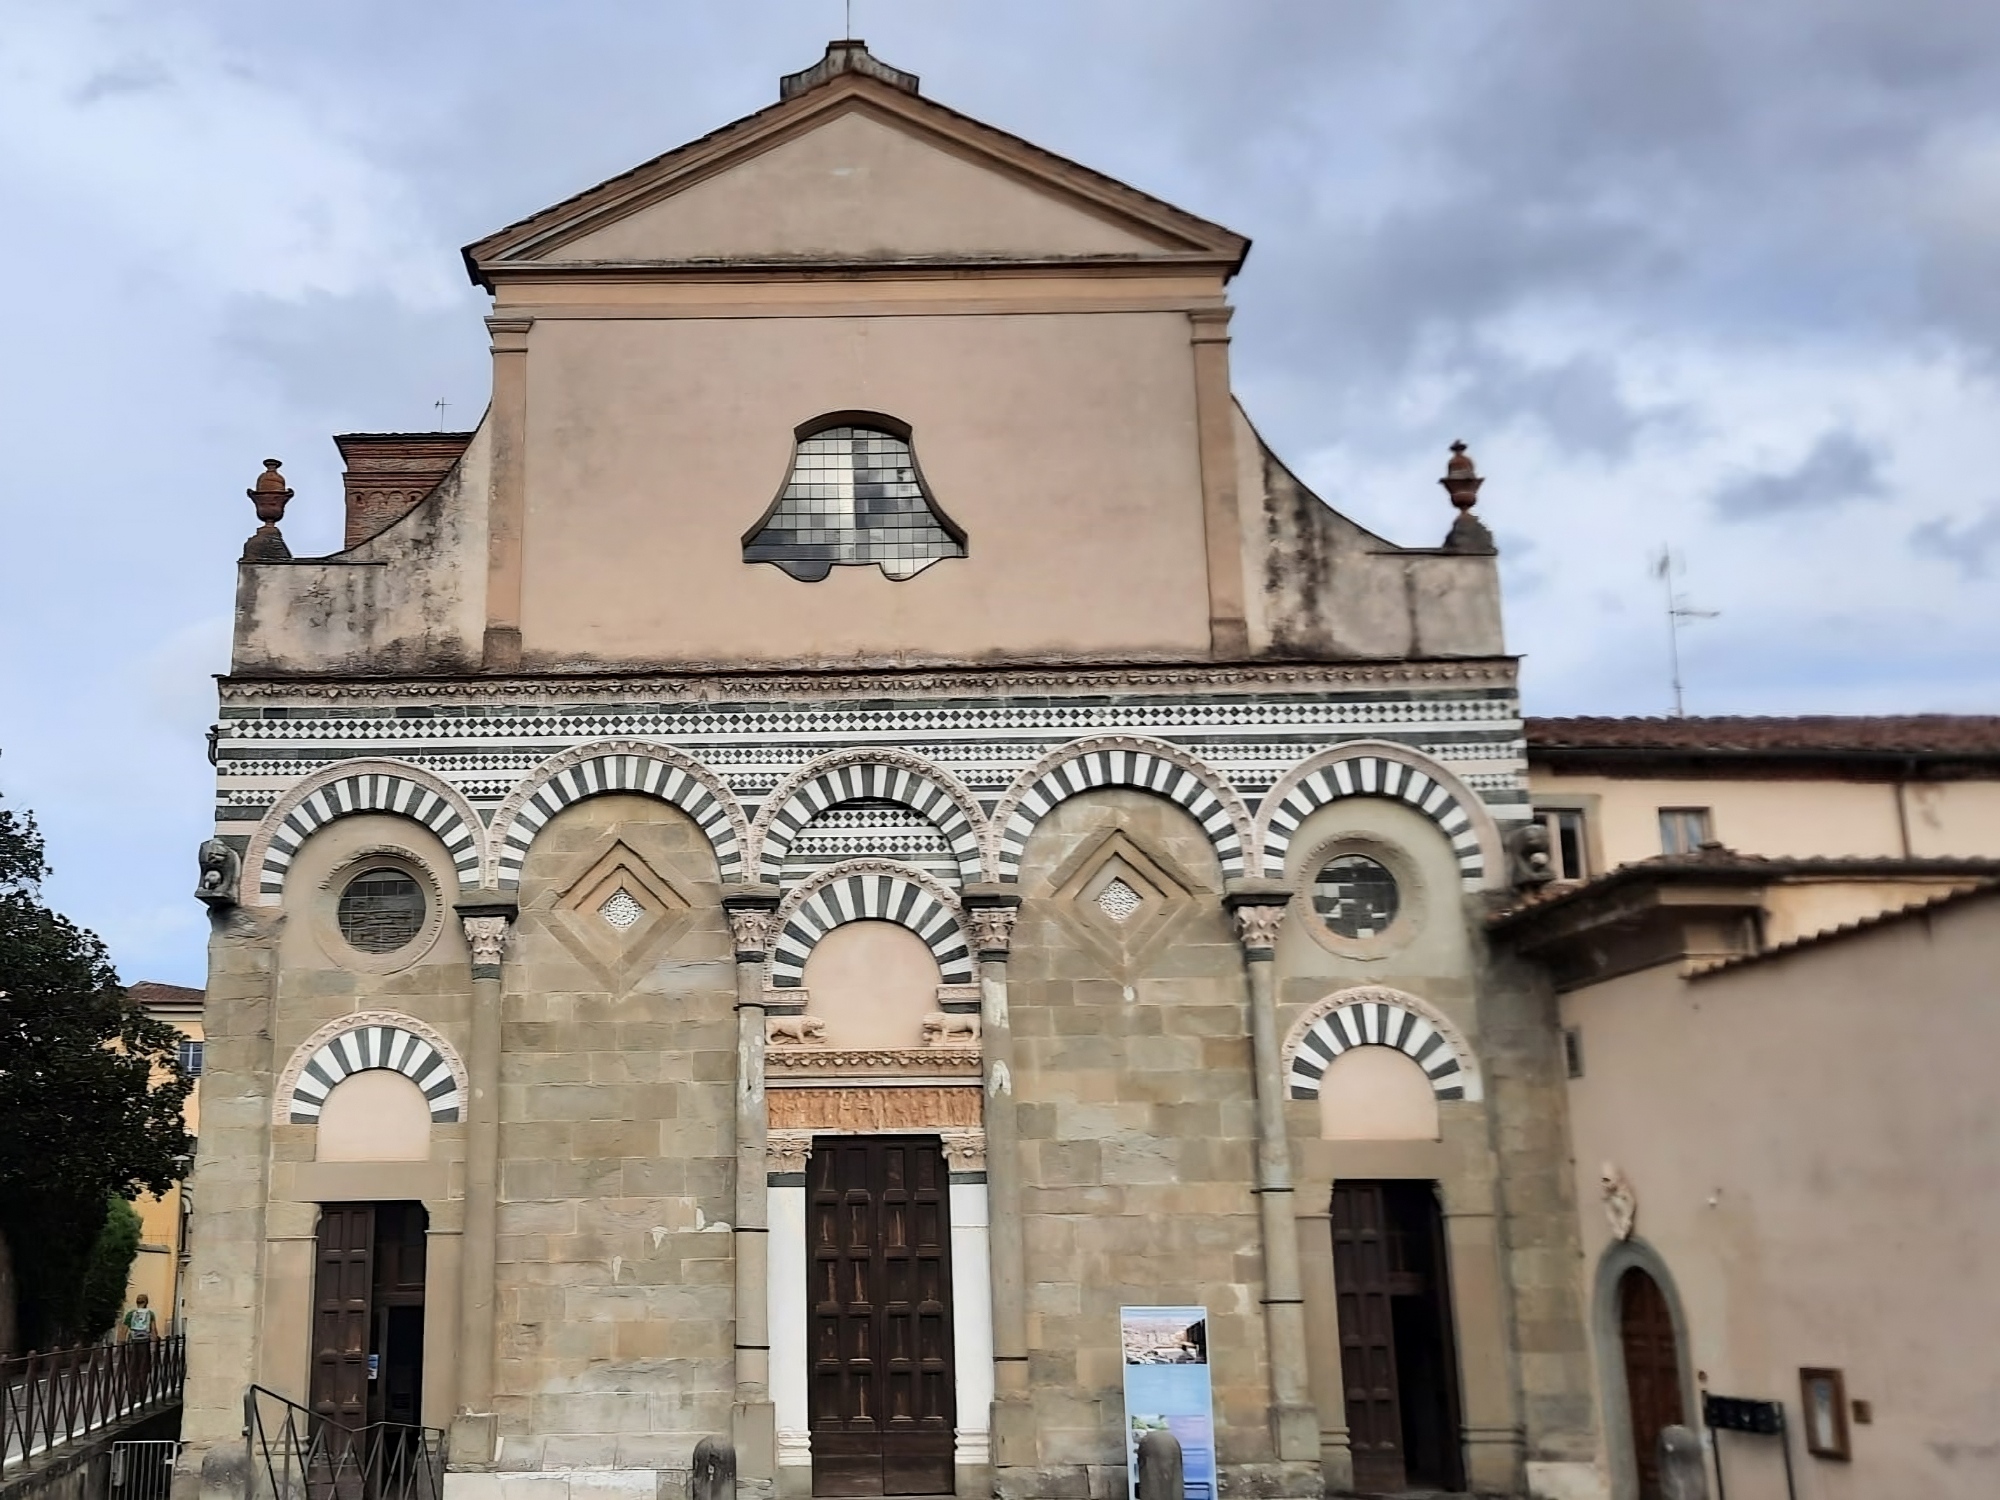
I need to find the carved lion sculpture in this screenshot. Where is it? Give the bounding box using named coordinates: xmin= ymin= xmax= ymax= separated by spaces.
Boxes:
xmin=920 ymin=1012 xmax=981 ymax=1046
xmin=195 ymin=837 xmax=241 ymax=907
xmin=766 ymin=1014 xmax=827 ymax=1046
xmin=1505 ymin=821 xmax=1555 ymax=890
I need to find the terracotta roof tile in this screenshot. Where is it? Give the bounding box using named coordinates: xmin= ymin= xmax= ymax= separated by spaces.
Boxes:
xmin=1525 ymin=715 xmax=2000 ymax=758
xmin=127 ymin=981 xmax=203 ymax=1004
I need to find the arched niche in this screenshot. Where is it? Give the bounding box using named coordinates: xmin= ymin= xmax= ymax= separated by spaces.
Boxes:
xmin=317 ymin=1071 xmax=434 ymax=1162
xmin=1316 ymin=1046 xmax=1442 ymax=1141
xmin=801 ymin=919 xmax=945 ymax=1050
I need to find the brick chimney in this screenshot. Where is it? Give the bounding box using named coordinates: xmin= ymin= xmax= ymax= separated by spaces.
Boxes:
xmin=334 ymin=432 xmax=476 ymax=550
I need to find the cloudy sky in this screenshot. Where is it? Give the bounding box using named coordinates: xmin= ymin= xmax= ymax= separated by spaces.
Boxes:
xmin=2 ymin=0 xmax=1996 ymax=987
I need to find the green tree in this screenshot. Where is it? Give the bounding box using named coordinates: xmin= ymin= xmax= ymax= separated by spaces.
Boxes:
xmin=78 ymin=1195 xmax=143 ymax=1341
xmin=0 ymin=791 xmax=192 ymax=1350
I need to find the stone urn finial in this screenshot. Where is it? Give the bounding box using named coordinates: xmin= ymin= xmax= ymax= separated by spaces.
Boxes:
xmin=1439 ymin=440 xmax=1496 ymax=553
xmin=243 ymin=458 xmax=294 ymax=561
xmin=1440 ymin=440 xmax=1484 ymax=512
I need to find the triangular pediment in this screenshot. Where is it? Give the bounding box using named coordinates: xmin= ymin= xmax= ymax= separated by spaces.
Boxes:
xmin=464 ymin=55 xmax=1247 ymax=284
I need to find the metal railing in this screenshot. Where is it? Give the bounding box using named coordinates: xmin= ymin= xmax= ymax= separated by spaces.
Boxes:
xmin=1 ymin=1336 xmax=186 ymax=1470
xmin=112 ymin=1439 xmax=185 ymax=1500
xmin=245 ymin=1386 xmax=444 ymax=1500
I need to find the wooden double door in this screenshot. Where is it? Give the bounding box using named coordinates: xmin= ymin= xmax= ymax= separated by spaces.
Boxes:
xmin=808 ymin=1136 xmax=957 ymax=1497
xmin=310 ymin=1203 xmax=428 ymax=1437
xmin=1331 ymin=1181 xmax=1465 ymax=1495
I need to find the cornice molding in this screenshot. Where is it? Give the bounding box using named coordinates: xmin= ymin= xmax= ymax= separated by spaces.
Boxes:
xmin=217 ymin=658 xmax=1521 ymax=706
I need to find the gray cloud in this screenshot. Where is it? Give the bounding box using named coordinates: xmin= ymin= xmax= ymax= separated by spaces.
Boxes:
xmin=5 ymin=0 xmax=2000 ymax=988
xmin=1711 ymin=431 xmax=1888 ymax=519
xmin=1910 ymin=505 xmax=2000 ymax=578
xmin=72 ymin=58 xmax=172 ymax=105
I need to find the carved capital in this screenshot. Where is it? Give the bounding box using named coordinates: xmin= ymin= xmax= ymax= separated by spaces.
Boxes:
xmin=1224 ymin=879 xmax=1293 ymax=956
xmin=728 ymin=907 xmax=775 ymax=957
xmin=461 ymin=914 xmax=513 ymax=969
xmin=767 ymin=1132 xmax=812 ymax=1174
xmin=939 ymin=1129 xmax=987 ymax=1172
xmin=961 ymin=899 xmax=1018 ymax=959
xmin=1231 ymin=903 xmax=1286 ymax=952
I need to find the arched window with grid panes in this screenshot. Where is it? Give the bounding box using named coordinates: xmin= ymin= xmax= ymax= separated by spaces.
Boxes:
xmin=742 ymin=413 xmax=966 ymax=581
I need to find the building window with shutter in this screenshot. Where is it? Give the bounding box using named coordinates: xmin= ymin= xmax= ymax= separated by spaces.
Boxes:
xmin=1658 ymin=807 xmax=1714 ymax=855
xmin=1533 ymin=807 xmax=1591 ymax=881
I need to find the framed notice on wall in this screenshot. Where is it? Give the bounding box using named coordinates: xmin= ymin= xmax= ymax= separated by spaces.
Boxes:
xmin=1120 ymin=1306 xmax=1217 ymax=1500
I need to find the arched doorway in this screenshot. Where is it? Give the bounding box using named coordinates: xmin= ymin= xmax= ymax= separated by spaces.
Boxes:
xmin=1617 ymin=1268 xmax=1684 ymax=1500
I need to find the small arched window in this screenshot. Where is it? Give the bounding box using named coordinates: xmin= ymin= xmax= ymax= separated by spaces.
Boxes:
xmin=743 ymin=414 xmax=966 ymax=581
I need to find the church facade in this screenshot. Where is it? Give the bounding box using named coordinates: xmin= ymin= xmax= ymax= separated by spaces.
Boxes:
xmin=182 ymin=44 xmax=1597 ymax=1500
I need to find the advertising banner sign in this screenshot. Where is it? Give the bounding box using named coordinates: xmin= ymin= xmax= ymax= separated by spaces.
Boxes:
xmin=1119 ymin=1306 xmax=1217 ymax=1500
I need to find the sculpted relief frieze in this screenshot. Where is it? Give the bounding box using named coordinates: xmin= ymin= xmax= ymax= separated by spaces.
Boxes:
xmin=767 ymin=1085 xmax=982 ymax=1132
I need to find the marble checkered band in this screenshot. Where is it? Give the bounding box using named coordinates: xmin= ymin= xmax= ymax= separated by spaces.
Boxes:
xmin=1263 ymin=754 xmax=1484 ymax=887
xmin=997 ymin=746 xmax=1247 ymax=881
xmin=1286 ymin=1000 xmax=1474 ymax=1102
xmin=770 ymin=872 xmax=972 ymax=987
xmin=759 ymin=760 xmax=983 ymax=883
xmin=496 ymin=751 xmax=744 ymax=886
xmin=261 ymin=773 xmax=480 ymax=898
xmin=288 ymin=1024 xmax=462 ymax=1123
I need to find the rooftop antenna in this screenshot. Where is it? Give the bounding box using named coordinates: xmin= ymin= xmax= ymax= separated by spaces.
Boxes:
xmin=844 ymin=0 xmax=853 ymax=39
xmin=434 ymin=398 xmax=450 ymax=432
xmin=1654 ymin=545 xmax=1719 ymax=717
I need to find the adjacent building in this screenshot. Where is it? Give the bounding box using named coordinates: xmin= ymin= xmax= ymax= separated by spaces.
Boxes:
xmin=1507 ymin=717 xmax=2000 ymax=1500
xmin=126 ymin=980 xmax=204 ymax=1336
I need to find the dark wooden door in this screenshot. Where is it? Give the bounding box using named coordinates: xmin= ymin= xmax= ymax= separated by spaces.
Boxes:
xmin=310 ymin=1204 xmax=374 ymax=1500
xmin=311 ymin=1205 xmax=375 ymax=1430
xmin=809 ymin=1136 xmax=956 ymax=1497
xmin=370 ymin=1204 xmax=428 ymax=1430
xmin=1331 ymin=1183 xmax=1404 ymax=1493
xmin=1619 ymin=1269 xmax=1684 ymax=1500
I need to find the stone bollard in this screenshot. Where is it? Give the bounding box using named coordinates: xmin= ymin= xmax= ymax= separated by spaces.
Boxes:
xmin=691 ymin=1436 xmax=736 ymax=1500
xmin=1136 ymin=1429 xmax=1183 ymax=1500
xmin=1658 ymin=1424 xmax=1709 ymax=1500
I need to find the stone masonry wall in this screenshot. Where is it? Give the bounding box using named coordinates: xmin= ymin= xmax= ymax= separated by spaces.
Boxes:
xmin=1009 ymin=790 xmax=1275 ymax=1492
xmin=493 ymin=795 xmax=738 ymax=1472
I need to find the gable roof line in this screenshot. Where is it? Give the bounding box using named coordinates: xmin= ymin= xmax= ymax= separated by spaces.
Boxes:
xmin=1687 ymin=879 xmax=2000 ymax=979
xmin=462 ymin=72 xmax=1248 ymax=289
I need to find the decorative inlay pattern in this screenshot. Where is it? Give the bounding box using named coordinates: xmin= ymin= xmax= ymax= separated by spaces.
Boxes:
xmin=275 ymin=1010 xmax=468 ymax=1127
xmin=994 ymin=737 xmax=1254 ymax=881
xmin=250 ymin=763 xmax=482 ymax=904
xmin=767 ymin=1085 xmax=982 ymax=1131
xmin=598 ymin=888 xmax=644 ymax=930
xmin=491 ymin=741 xmax=748 ymax=888
xmin=221 ymin=682 xmax=1530 ymax=908
xmin=1261 ymin=748 xmax=1489 ymax=888
xmin=753 ymin=749 xmax=986 ymax=883
xmin=284 ymin=1022 xmax=464 ymax=1123
xmin=1095 ymin=878 xmax=1143 ymax=923
xmin=768 ymin=862 xmax=972 ymax=987
xmin=1283 ymin=986 xmax=1481 ymax=1103
xmin=766 ymin=1048 xmax=982 ymax=1077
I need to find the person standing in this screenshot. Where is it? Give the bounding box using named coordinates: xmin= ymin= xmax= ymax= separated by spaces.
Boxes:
xmin=121 ymin=1294 xmax=157 ymax=1405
